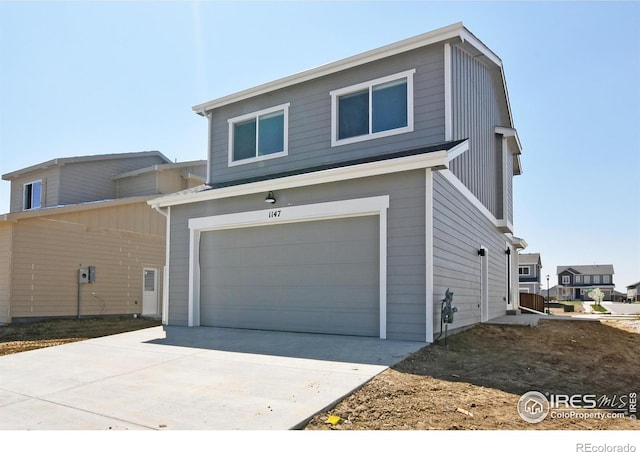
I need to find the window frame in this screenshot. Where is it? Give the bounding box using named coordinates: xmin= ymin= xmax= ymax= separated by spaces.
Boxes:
xmin=584 ymin=275 xmax=591 ymax=284
xmin=575 ymin=275 xmax=581 ymax=283
xmin=23 ymin=179 xmax=42 ymax=210
xmin=519 ymin=266 xmax=530 ymax=276
xmin=593 ymin=275 xmax=600 ymax=284
xmin=562 ymin=275 xmax=570 ymax=285
xmin=330 ymin=69 xmax=415 ymax=147
xmin=227 ymin=103 xmax=290 ymax=167
xmin=603 ymin=275 xmax=610 ymax=284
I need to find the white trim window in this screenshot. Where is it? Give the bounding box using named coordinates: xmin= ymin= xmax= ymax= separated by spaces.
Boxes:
xmin=584 ymin=275 xmax=591 ymax=284
xmin=575 ymin=275 xmax=581 ymax=283
xmin=562 ymin=275 xmax=570 ymax=285
xmin=228 ymin=103 xmax=290 ymax=166
xmin=593 ymin=275 xmax=600 ymax=284
xmin=330 ymin=69 xmax=415 ymax=147
xmin=23 ymin=180 xmax=42 ymax=210
xmin=519 ymin=266 xmax=530 ymax=276
xmin=603 ymin=275 xmax=610 ymax=284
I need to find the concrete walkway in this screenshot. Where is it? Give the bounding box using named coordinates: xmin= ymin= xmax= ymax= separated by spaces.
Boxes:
xmin=0 ymin=326 xmax=424 ymax=430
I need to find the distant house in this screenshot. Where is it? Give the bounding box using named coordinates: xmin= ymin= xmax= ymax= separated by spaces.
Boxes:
xmin=0 ymin=152 xmax=206 ymax=324
xmin=149 ymin=23 xmax=526 ymax=342
xmin=518 ymin=253 xmax=542 ymax=294
xmin=556 ymin=265 xmax=615 ymax=302
xmin=627 ymin=281 xmax=640 ymax=302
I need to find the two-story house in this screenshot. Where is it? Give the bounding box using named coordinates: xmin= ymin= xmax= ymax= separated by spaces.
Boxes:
xmin=518 ymin=253 xmax=543 ymax=294
xmin=148 ymin=23 xmax=526 ymax=342
xmin=626 ymin=281 xmax=639 ymax=302
xmin=557 ymin=265 xmax=615 ymax=302
xmin=0 ymin=152 xmax=206 ymax=323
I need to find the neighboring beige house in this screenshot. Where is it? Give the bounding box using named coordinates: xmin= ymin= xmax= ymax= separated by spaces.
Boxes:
xmin=0 ymin=151 xmax=206 ymax=324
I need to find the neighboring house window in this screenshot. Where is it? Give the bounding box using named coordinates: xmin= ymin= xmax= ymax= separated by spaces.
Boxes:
xmin=228 ymin=103 xmax=289 ymax=166
xmin=584 ymin=275 xmax=591 ymax=284
xmin=562 ymin=275 xmax=570 ymax=285
xmin=23 ymin=180 xmax=42 ymax=210
xmin=594 ymin=275 xmax=600 ymax=284
xmin=575 ymin=275 xmax=581 ymax=283
xmin=330 ymin=69 xmax=415 ymax=146
xmin=519 ymin=267 xmax=530 ymax=276
xmin=603 ymin=275 xmax=610 ymax=284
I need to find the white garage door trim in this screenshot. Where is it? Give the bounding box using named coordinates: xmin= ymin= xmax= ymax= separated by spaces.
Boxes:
xmin=187 ymin=195 xmax=390 ymax=338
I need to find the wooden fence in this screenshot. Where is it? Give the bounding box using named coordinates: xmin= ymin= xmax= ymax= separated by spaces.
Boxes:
xmin=519 ymin=293 xmax=545 ymax=313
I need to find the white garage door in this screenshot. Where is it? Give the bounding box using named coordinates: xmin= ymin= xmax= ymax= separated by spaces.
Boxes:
xmin=199 ymin=215 xmax=380 ymax=336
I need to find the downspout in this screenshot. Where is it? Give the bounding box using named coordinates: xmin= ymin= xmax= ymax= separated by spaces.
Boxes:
xmin=152 ymin=204 xmax=170 ymax=325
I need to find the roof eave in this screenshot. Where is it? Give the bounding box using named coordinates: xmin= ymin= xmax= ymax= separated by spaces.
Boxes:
xmin=192 ymin=22 xmax=468 ymax=115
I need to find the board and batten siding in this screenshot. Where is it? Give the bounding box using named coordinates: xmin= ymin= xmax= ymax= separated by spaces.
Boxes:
xmin=207 ymin=46 xmax=445 ymax=185
xmin=432 ymin=171 xmax=507 ymax=330
xmin=8 ymin=203 xmax=165 ymax=320
xmin=449 ymin=43 xmax=510 ymax=220
xmin=168 ymin=170 xmax=427 ymax=341
xmin=0 ymin=223 xmax=12 ymax=323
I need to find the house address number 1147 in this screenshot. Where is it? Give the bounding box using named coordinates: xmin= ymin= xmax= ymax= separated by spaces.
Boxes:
xmin=268 ymin=210 xmax=282 ymax=218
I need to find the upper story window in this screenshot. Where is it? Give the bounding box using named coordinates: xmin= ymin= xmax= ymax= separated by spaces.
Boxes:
xmin=593 ymin=275 xmax=600 ymax=284
xmin=519 ymin=267 xmax=530 ymax=276
xmin=330 ymin=69 xmax=415 ymax=147
xmin=228 ymin=103 xmax=289 ymax=166
xmin=603 ymin=275 xmax=610 ymax=284
xmin=575 ymin=275 xmax=581 ymax=283
xmin=562 ymin=275 xmax=570 ymax=285
xmin=584 ymin=275 xmax=591 ymax=284
xmin=23 ymin=180 xmax=42 ymax=210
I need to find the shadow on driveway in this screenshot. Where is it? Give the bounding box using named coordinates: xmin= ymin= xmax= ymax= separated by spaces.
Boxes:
xmin=147 ymin=325 xmax=426 ymax=366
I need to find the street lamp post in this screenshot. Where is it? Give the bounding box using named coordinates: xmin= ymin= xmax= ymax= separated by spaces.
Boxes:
xmin=546 ymin=275 xmax=550 ymax=314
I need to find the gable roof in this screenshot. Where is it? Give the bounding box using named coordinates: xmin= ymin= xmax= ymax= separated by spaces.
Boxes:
xmin=191 ymin=22 xmax=515 ymax=132
xmin=627 ymin=281 xmax=640 ymax=289
xmin=557 ymin=265 xmax=615 ymax=276
xmin=2 ymin=151 xmax=171 ymax=181
xmin=519 ymin=253 xmax=541 ymax=266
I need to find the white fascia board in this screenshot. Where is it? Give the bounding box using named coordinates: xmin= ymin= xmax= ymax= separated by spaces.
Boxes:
xmin=445 ymin=140 xmax=469 ymax=164
xmin=149 ymin=150 xmax=449 ymax=209
xmin=440 ymin=169 xmax=513 ymax=234
xmin=495 ymin=126 xmax=522 ymax=154
xmin=192 ymin=23 xmax=465 ymax=114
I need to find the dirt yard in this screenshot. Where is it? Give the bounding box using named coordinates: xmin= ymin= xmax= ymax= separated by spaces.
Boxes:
xmin=304 ymin=318 xmax=640 ymax=430
xmin=2 ymin=316 xmax=638 ymax=430
xmin=0 ymin=316 xmax=161 ymax=356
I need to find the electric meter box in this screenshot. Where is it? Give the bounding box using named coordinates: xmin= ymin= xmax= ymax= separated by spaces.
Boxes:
xmin=78 ymin=268 xmax=89 ymax=284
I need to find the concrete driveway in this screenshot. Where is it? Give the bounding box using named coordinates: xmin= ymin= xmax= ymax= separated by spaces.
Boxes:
xmin=0 ymin=326 xmax=424 ymax=430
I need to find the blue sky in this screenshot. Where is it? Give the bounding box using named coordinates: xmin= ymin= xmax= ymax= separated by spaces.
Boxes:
xmin=0 ymin=1 xmax=639 ymax=291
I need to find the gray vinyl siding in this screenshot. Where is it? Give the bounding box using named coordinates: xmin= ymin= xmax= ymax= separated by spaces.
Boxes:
xmin=117 ymin=172 xmax=158 ymax=198
xmin=8 ymin=167 xmax=60 ymax=212
xmin=168 ymin=170 xmax=426 ymax=341
xmin=449 ymin=44 xmax=510 ymax=219
xmin=207 ymin=46 xmax=445 ymax=185
xmin=0 ymin=224 xmax=12 ymax=323
xmin=432 ymin=171 xmax=507 ymax=330
xmin=58 ymin=155 xmax=167 ymax=205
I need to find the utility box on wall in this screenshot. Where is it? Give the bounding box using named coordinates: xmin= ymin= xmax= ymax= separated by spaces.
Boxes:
xmin=78 ymin=267 xmax=96 ymax=284
xmin=78 ymin=268 xmax=89 ymax=284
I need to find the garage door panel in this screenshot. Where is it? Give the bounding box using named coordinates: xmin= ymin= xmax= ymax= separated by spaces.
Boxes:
xmin=199 ymin=216 xmax=380 ymax=336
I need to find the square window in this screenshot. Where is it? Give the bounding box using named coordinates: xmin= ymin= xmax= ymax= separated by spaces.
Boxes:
xmin=23 ymin=180 xmax=42 ymax=210
xmin=331 ymin=69 xmax=415 ymax=146
xmin=593 ymin=275 xmax=600 ymax=284
xmin=519 ymin=267 xmax=530 ymax=276
xmin=228 ymin=104 xmax=289 ymax=166
xmin=603 ymin=275 xmax=610 ymax=283
xmin=584 ymin=275 xmax=591 ymax=284
xmin=562 ymin=275 xmax=570 ymax=285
